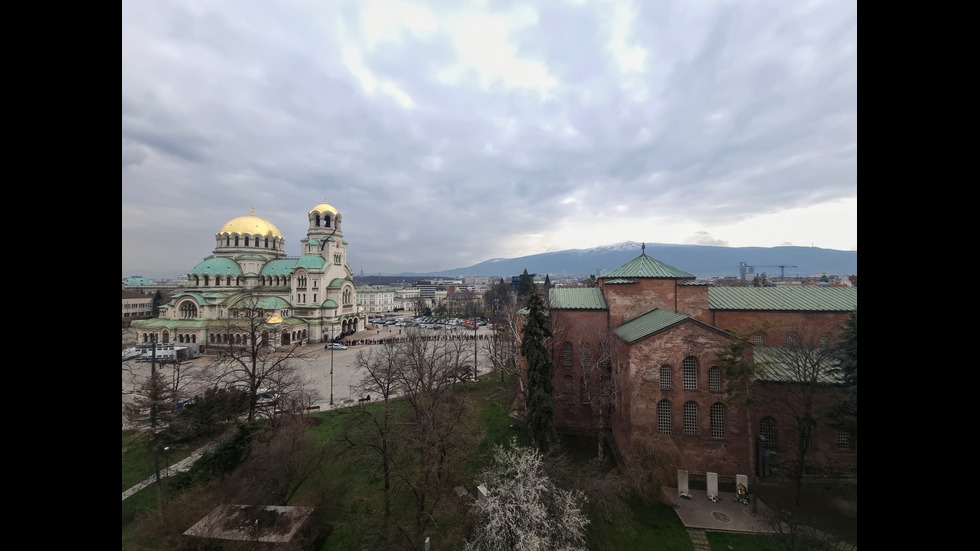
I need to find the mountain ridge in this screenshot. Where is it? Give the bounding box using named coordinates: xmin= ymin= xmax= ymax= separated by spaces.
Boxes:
xmin=392 ymin=241 xmax=857 ymax=279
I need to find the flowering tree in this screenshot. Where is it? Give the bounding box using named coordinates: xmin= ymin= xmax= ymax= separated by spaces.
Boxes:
xmin=465 ymin=438 xmax=589 ymax=551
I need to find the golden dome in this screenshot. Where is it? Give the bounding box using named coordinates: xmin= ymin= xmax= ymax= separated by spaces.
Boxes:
xmin=266 ymin=315 xmax=284 ymax=325
xmin=218 ymin=207 xmax=283 ymax=238
xmin=310 ymin=197 xmax=339 ymax=216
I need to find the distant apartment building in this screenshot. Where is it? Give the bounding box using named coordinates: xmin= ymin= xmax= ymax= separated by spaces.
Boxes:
xmin=356 ymin=286 xmax=396 ymax=314
xmin=122 ymin=290 xmax=154 ymax=319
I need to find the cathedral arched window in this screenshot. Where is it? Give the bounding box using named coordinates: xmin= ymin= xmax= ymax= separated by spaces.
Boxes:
xmin=179 ymin=302 xmax=198 ymax=319
xmin=580 ymin=342 xmax=591 ymax=368
xmin=562 ymin=342 xmax=573 ymax=366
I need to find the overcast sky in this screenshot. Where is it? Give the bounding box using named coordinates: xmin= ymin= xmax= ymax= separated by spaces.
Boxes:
xmin=122 ymin=0 xmax=856 ymax=279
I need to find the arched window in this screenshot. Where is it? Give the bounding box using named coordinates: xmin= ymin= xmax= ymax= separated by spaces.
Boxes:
xmin=683 ymin=356 xmax=698 ymax=390
xmin=710 ymin=403 xmax=725 ymax=439
xmin=179 ymin=302 xmax=198 ymax=319
xmin=785 ymin=332 xmax=801 ymax=345
xmin=760 ymin=417 xmax=776 ymax=449
xmin=837 ymin=428 xmax=853 ymax=451
xmin=683 ymin=401 xmax=699 ymax=435
xmin=708 ymin=366 xmax=721 ymax=391
xmin=580 ymin=342 xmax=591 ymax=367
xmin=659 ymin=365 xmax=672 ymax=390
xmin=245 ymin=236 xmax=250 ymax=246
xmin=562 ymin=342 xmax=573 ymax=366
xmin=657 ymin=400 xmax=672 ymax=434
xmin=751 ymin=334 xmax=764 ymax=345
xmin=234 ymin=236 xmax=240 ymax=246
xmin=580 ymin=377 xmax=589 ymax=403
xmin=563 ymin=375 xmax=573 ymax=402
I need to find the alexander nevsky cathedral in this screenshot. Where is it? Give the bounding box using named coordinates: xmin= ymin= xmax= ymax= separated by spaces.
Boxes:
xmin=131 ymin=198 xmax=363 ymax=350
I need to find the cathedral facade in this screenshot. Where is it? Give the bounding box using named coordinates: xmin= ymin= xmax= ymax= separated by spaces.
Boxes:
xmin=131 ymin=199 xmax=363 ymax=349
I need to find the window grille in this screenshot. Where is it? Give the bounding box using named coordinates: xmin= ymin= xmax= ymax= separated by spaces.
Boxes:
xmin=683 ymin=401 xmax=699 ymax=435
xmin=710 ymin=403 xmax=725 ymax=438
xmin=683 ymin=357 xmax=698 ymax=390
xmin=708 ymin=366 xmax=721 ymax=391
xmin=660 ymin=365 xmax=672 ymax=390
xmin=658 ymin=400 xmax=672 ymax=434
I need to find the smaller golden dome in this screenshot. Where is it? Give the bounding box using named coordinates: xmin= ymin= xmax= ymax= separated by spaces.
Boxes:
xmin=310 ymin=197 xmax=339 ymax=215
xmin=266 ymin=315 xmax=284 ymax=325
xmin=218 ymin=207 xmax=283 ymax=238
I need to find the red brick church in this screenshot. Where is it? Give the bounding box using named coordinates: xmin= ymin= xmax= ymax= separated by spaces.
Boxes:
xmin=521 ymin=244 xmax=856 ymax=479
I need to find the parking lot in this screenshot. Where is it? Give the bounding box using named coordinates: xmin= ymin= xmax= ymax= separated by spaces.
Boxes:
xmin=122 ymin=324 xmax=499 ymax=427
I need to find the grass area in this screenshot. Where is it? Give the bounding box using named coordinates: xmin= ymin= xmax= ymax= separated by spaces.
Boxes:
xmin=123 ymin=374 xmax=853 ymax=550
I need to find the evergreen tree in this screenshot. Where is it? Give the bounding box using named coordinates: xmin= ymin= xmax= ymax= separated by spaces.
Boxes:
xmin=152 ymin=290 xmax=164 ymax=317
xmin=828 ymin=310 xmax=857 ymax=435
xmin=518 ymin=269 xmax=533 ymax=297
xmin=521 ymin=283 xmax=558 ymax=452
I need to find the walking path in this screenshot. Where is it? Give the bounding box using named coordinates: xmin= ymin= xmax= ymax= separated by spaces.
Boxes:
xmin=122 ymin=439 xmax=222 ymax=501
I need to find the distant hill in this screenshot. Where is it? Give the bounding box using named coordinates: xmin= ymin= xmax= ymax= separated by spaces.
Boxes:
xmin=391 ymin=241 xmax=857 ymax=280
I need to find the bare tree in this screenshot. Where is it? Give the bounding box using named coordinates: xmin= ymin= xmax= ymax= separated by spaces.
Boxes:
xmin=389 ymin=326 xmax=485 ymax=549
xmin=205 ymin=297 xmax=314 ymax=421
xmin=756 ymin=326 xmax=844 ymax=506
xmin=623 ymin=432 xmax=682 ymax=504
xmin=229 ymin=414 xmax=330 ymax=506
xmin=579 ymin=330 xmax=617 ymax=463
xmin=342 ymin=340 xmax=404 ymax=537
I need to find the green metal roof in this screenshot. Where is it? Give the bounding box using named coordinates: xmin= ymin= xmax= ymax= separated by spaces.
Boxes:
xmin=320 ymin=299 xmax=338 ymax=308
xmin=189 ymin=257 xmax=242 ymax=276
xmin=549 ymin=288 xmax=608 ymax=310
xmin=328 ymin=278 xmax=344 ymax=289
xmin=170 ymin=291 xmax=209 ymax=306
xmin=227 ymin=295 xmax=292 ymax=310
xmin=603 ymin=278 xmax=636 ymax=284
xmin=708 ymin=287 xmax=857 ymax=312
xmin=752 ymin=345 xmax=842 ymax=384
xmin=602 ymin=253 xmax=695 ymax=279
xmin=261 ymin=259 xmax=296 ymax=276
xmin=613 ymin=309 xmax=691 ymax=343
xmin=295 ymin=255 xmax=327 ymax=270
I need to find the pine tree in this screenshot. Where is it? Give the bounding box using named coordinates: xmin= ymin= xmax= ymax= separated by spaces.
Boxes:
xmin=521 ymin=283 xmax=558 ymax=452
xmin=518 ymin=269 xmax=533 ymax=297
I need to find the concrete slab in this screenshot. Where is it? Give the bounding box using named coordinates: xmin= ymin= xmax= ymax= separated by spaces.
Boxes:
xmin=663 ymin=487 xmax=781 ymax=533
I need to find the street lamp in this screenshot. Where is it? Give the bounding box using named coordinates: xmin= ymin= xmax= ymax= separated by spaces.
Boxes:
xmin=329 ymin=325 xmax=335 ymax=406
xmin=164 ymin=446 xmax=171 ymax=477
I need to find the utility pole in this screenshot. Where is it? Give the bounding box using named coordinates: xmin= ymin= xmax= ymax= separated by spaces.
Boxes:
xmin=474 ymin=320 xmax=478 ymax=381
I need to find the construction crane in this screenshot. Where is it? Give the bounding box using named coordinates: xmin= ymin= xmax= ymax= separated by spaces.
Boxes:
xmin=739 ymin=262 xmax=799 ymax=280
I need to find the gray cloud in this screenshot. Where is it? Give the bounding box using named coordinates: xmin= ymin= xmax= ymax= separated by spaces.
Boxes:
xmin=122 ymin=0 xmax=856 ymax=279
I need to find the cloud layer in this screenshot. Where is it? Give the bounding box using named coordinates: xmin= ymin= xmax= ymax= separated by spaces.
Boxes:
xmin=122 ymin=0 xmax=857 ymax=278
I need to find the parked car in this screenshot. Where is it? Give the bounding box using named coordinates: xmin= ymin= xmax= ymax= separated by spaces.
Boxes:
xmin=326 ymin=342 xmax=348 ymax=350
xmin=256 ymin=390 xmax=279 ymax=407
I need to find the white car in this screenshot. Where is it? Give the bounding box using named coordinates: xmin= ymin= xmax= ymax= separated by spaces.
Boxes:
xmin=326 ymin=342 xmax=348 ymax=350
